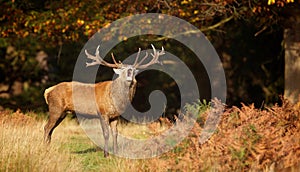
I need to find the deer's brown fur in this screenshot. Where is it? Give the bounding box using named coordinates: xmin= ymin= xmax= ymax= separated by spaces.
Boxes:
xmin=43 ymin=44 xmax=164 ymax=157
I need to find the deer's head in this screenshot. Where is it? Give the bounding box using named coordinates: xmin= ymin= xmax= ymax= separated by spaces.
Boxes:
xmin=112 ymin=65 xmax=137 ymax=82
xmin=85 ymin=44 xmax=165 ymax=82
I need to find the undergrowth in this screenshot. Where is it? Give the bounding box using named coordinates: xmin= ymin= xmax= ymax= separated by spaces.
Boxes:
xmin=1 ymin=99 xmax=300 ymax=171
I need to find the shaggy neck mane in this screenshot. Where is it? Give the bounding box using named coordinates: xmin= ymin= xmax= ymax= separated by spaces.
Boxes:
xmin=110 ymin=77 xmax=136 ymax=114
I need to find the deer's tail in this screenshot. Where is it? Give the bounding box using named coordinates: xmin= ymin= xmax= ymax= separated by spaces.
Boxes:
xmin=44 ymin=86 xmax=55 ymax=104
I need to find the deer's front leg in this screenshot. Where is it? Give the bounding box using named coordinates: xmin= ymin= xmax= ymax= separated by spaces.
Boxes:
xmin=99 ymin=115 xmax=110 ymax=157
xmin=110 ymin=119 xmax=118 ymax=154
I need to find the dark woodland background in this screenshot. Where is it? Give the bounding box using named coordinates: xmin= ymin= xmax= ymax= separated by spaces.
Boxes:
xmin=0 ymin=0 xmax=299 ymax=113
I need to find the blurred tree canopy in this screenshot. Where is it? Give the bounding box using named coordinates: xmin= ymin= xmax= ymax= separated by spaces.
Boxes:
xmin=0 ymin=0 xmax=299 ymax=111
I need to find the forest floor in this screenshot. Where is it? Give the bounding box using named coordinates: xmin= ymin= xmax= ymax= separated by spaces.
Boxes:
xmin=0 ymin=99 xmax=300 ymax=171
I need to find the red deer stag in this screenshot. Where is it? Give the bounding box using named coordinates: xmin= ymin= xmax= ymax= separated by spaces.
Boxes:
xmin=44 ymin=44 xmax=165 ymax=157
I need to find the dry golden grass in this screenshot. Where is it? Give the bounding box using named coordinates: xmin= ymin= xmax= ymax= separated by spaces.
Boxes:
xmin=0 ymin=110 xmax=154 ymax=172
xmin=0 ymin=110 xmax=83 ymax=172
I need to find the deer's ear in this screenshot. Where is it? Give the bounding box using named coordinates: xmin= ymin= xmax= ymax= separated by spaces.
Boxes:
xmin=135 ymin=70 xmax=139 ymax=75
xmin=113 ymin=68 xmax=122 ymax=75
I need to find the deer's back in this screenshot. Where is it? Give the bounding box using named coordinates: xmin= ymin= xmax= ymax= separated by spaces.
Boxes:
xmin=44 ymin=81 xmax=118 ymax=117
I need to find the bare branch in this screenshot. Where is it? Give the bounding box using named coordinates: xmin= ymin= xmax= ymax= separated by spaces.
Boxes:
xmin=140 ymin=15 xmax=234 ymax=42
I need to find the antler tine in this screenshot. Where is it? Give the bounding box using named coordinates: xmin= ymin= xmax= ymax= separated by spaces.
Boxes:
xmin=133 ymin=48 xmax=141 ymax=67
xmin=111 ymin=53 xmax=118 ymax=64
xmin=111 ymin=53 xmax=123 ymax=65
xmin=85 ymin=46 xmax=101 ymax=67
xmin=135 ymin=44 xmax=165 ymax=69
xmin=85 ymin=45 xmax=120 ymax=68
xmin=134 ymin=51 xmax=149 ymax=68
xmin=150 ymin=44 xmax=164 ymax=64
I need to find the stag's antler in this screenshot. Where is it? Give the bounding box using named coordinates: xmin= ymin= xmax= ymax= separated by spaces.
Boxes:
xmin=134 ymin=44 xmax=165 ymax=69
xmin=86 ymin=44 xmax=164 ymax=69
xmin=85 ymin=45 xmax=121 ymax=68
xmin=132 ymin=48 xmax=149 ymax=67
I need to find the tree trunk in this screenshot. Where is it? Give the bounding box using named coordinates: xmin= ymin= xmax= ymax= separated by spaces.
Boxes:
xmin=284 ymin=10 xmax=300 ymax=104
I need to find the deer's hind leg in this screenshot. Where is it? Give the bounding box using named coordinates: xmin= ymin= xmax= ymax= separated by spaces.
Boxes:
xmin=44 ymin=106 xmax=67 ymax=144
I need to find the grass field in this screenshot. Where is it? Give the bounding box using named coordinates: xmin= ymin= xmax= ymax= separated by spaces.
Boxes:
xmin=1 ymin=100 xmax=300 ymax=171
xmin=0 ymin=110 xmax=165 ymax=172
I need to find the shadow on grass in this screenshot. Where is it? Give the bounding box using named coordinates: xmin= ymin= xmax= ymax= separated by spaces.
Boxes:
xmin=72 ymin=147 xmax=102 ymax=154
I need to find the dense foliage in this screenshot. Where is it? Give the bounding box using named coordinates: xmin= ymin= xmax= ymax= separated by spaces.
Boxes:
xmin=0 ymin=0 xmax=299 ymax=111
